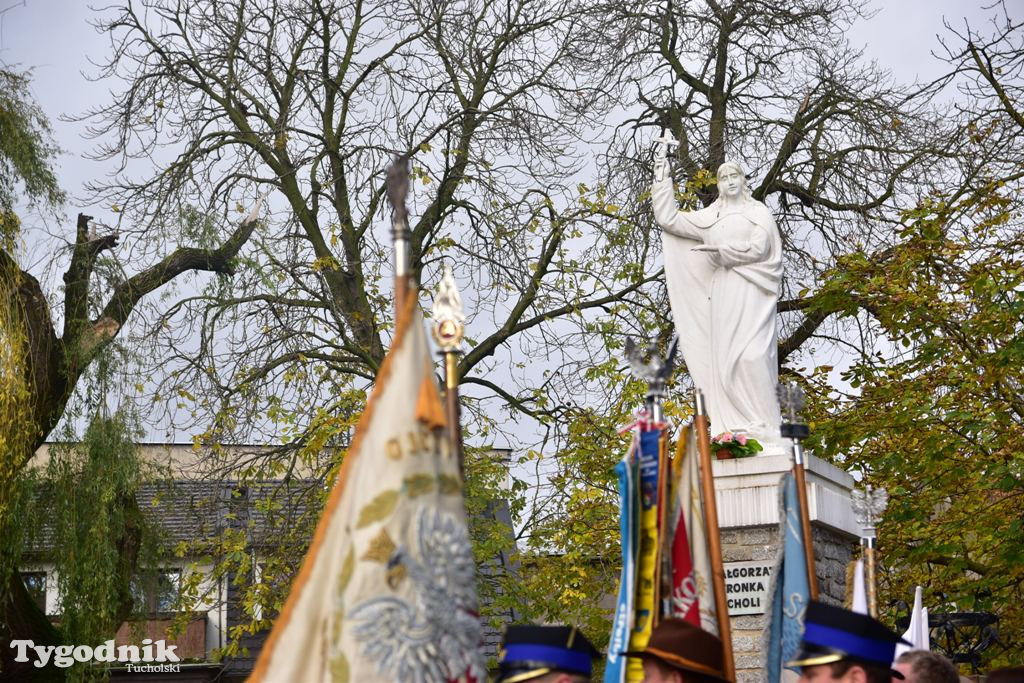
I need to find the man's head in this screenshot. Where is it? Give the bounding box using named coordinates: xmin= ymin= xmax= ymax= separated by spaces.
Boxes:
xmin=796 ymin=659 xmax=893 ymax=683
xmin=622 ymin=618 xmax=729 ymax=683
xmin=893 ymin=650 xmax=959 ymax=683
xmin=788 ymin=601 xmax=908 ymax=683
xmin=986 ymin=666 xmax=1024 ymax=683
xmin=494 ymin=624 xmax=601 ymax=683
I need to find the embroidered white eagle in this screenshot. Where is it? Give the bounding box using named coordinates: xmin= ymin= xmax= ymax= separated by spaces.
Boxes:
xmin=348 ymin=506 xmax=484 ymax=683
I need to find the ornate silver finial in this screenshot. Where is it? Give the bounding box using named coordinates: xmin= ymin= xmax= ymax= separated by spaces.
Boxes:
xmin=777 ymin=381 xmax=806 ymax=425
xmin=625 ymin=336 xmax=678 ymax=425
xmin=852 ymin=484 xmax=888 ymax=540
xmin=431 ymin=266 xmax=465 ymax=352
xmin=624 ymin=336 xmax=678 ymax=384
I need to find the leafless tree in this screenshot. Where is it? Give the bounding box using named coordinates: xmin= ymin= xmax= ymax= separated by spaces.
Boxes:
xmin=590 ymin=0 xmax=958 ymax=365
xmin=76 ymin=0 xmax=657 ymax=457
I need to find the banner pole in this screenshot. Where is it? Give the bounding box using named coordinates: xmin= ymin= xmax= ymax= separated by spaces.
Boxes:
xmin=791 ymin=444 xmax=820 ymax=600
xmin=853 ymin=484 xmax=888 ymax=619
xmin=778 ymin=382 xmax=819 ymax=600
xmin=443 ymin=352 xmax=464 ymax=475
xmin=693 ymin=390 xmax=735 ymax=682
xmin=864 ymin=538 xmax=878 ymax=617
xmin=386 ymin=155 xmax=412 ymax=318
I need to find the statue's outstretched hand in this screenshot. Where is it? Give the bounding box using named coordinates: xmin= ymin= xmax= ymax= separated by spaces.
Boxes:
xmin=692 ymin=244 xmax=722 ymax=266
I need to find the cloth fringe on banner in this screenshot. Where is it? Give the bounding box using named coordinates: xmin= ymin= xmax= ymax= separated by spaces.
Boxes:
xmin=604 ymin=437 xmax=639 ymax=683
xmin=624 ymin=428 xmax=664 ymax=683
xmin=248 ymin=299 xmax=484 ymax=683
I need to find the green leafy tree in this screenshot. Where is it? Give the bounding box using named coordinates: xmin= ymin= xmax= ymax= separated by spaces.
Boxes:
xmin=0 ymin=63 xmax=260 ymax=679
xmin=77 ymin=0 xmax=656 ymax=651
xmin=0 ymin=69 xmax=63 ymax=220
xmin=811 ymin=178 xmax=1024 ymax=666
xmin=19 ymin=411 xmax=164 ymax=682
xmin=0 ymin=65 xmax=65 ymax=508
xmin=809 ymin=9 xmax=1024 ymax=665
xmin=0 ymin=65 xmax=69 ymax=680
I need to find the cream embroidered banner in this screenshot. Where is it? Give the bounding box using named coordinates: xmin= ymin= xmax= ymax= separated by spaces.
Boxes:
xmin=249 ymin=300 xmax=484 ymax=683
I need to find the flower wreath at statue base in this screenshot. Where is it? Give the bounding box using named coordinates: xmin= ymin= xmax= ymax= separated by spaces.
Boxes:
xmin=710 ymin=431 xmax=763 ymax=459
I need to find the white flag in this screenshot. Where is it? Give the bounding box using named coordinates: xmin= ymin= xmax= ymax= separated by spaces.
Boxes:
xmin=894 ymin=585 xmax=930 ymax=658
xmin=249 ymin=301 xmax=484 ymax=683
xmin=851 ymin=558 xmax=868 ymax=614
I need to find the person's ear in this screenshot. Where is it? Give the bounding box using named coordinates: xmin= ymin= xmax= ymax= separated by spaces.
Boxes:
xmin=847 ymin=665 xmax=869 ymax=683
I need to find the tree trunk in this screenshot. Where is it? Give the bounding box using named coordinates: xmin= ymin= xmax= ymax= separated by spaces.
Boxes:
xmin=0 ymin=573 xmax=63 ymax=682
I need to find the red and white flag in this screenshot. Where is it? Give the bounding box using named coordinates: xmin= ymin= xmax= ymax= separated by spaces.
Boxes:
xmin=249 ymin=300 xmax=484 ymax=683
xmin=666 ymin=425 xmax=718 ymax=635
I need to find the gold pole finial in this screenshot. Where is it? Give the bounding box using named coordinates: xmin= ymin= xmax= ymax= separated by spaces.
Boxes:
xmin=432 ymin=266 xmax=466 ymax=475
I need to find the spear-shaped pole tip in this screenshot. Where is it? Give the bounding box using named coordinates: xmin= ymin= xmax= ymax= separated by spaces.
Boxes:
xmin=385 ymin=154 xmax=410 ymax=228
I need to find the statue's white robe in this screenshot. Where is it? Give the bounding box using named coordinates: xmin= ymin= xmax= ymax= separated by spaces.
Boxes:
xmin=651 ymin=177 xmax=784 ymax=448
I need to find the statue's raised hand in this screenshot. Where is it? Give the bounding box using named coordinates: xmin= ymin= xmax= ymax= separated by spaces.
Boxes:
xmin=652 ymin=129 xmax=678 ymax=183
xmin=653 ymin=145 xmax=669 ymax=183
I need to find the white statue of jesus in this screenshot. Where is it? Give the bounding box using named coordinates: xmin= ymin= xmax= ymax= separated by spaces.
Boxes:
xmin=651 ymin=142 xmax=784 ymax=452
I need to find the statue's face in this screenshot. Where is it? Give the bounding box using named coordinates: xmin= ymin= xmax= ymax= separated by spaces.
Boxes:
xmin=717 ymin=167 xmax=745 ymax=199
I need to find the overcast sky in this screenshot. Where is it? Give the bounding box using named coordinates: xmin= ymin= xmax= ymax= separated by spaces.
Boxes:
xmin=0 ymin=0 xmax=1014 ymax=447
xmin=1 ymin=0 xmax=1010 ymax=224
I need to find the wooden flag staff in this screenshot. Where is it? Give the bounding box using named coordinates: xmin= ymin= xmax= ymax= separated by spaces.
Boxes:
xmin=694 ymin=389 xmax=736 ymax=682
xmin=778 ymin=382 xmax=819 ymax=600
xmin=852 ymin=485 xmax=888 ymax=618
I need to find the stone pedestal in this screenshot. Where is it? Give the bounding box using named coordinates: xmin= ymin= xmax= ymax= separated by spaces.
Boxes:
xmin=712 ymin=453 xmax=859 ymax=682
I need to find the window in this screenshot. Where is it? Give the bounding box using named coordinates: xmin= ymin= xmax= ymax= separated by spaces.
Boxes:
xmin=252 ymin=558 xmax=288 ymax=622
xmin=21 ymin=572 xmax=46 ymax=613
xmin=131 ymin=569 xmax=181 ymax=614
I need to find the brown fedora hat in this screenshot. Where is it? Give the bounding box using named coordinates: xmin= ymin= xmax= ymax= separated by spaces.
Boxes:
xmin=622 ymin=618 xmax=729 ymax=683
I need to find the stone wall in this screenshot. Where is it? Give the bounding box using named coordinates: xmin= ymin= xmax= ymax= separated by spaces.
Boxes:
xmin=712 ymin=454 xmax=860 ymax=682
xmin=725 ymin=523 xmax=856 ymax=682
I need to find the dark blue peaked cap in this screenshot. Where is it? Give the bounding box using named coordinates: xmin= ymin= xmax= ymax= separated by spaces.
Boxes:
xmin=787 ymin=600 xmax=910 ymax=679
xmin=496 ymin=624 xmax=601 ymax=683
